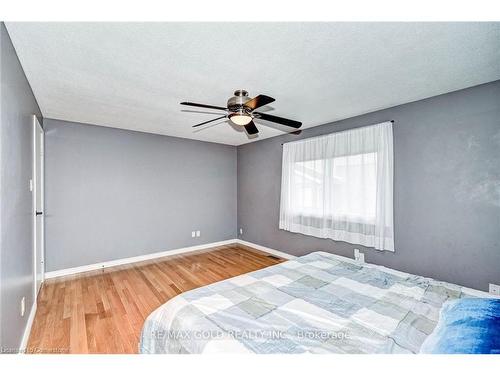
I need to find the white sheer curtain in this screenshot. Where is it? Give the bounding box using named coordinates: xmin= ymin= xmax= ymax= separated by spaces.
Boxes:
xmin=279 ymin=121 xmax=394 ymax=251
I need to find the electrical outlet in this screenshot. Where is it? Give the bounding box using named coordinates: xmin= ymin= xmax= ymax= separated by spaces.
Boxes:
xmin=196 ymin=230 xmax=201 ymax=237
xmin=489 ymin=283 xmax=500 ymax=295
xmin=191 ymin=231 xmax=196 ymax=238
xmin=354 ymin=249 xmax=365 ymax=262
xmin=239 ymin=228 xmax=243 ymax=235
xmin=29 ymin=179 xmax=33 ymax=192
xmin=20 ymin=297 xmax=26 ymax=317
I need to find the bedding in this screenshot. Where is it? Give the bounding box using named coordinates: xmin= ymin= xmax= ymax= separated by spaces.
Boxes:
xmin=139 ymin=251 xmax=494 ymax=354
xmin=419 ymin=298 xmax=500 ymax=354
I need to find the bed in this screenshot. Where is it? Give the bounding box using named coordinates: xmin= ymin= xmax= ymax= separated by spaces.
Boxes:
xmin=139 ymin=251 xmax=493 ymax=354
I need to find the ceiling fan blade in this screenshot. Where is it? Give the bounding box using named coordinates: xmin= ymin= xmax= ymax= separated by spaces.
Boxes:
xmin=244 ymin=121 xmax=259 ymax=135
xmin=254 ymin=112 xmax=302 ymax=128
xmin=244 ymin=95 xmax=275 ymax=110
xmin=181 ymin=102 xmax=227 ymax=111
xmin=192 ymin=115 xmax=227 ymax=128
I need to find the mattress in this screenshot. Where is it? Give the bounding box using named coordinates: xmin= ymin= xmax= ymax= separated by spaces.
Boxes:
xmin=139 ymin=251 xmax=492 ymax=354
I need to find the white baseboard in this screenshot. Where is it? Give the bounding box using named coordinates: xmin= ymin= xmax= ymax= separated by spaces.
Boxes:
xmin=45 ymin=239 xmax=237 ymax=279
xmin=45 ymin=239 xmax=296 ymax=280
xmin=18 ymin=302 xmax=37 ymax=354
xmin=235 ymin=239 xmax=296 ymax=260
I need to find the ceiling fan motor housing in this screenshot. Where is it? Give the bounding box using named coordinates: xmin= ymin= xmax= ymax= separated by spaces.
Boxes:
xmin=227 ymin=90 xmax=251 ymax=114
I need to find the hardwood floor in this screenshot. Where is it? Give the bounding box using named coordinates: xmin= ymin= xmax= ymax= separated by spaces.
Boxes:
xmin=27 ymin=244 xmax=284 ymax=354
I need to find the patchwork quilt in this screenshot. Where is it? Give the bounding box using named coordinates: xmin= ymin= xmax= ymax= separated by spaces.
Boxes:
xmin=139 ymin=251 xmax=493 ymax=354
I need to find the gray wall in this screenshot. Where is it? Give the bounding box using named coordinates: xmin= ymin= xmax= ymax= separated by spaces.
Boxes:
xmin=0 ymin=23 xmax=42 ymax=351
xmin=44 ymin=119 xmax=237 ymax=271
xmin=238 ymin=81 xmax=500 ymax=291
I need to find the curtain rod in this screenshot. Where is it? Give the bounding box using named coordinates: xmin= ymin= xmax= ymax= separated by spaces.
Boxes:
xmin=281 ymin=120 xmax=395 ymax=146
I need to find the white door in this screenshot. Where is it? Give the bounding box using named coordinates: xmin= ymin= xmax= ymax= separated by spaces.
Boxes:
xmin=33 ymin=115 xmax=44 ymax=299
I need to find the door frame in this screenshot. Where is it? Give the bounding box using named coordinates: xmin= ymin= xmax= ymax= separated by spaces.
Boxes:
xmin=32 ymin=115 xmax=45 ymax=300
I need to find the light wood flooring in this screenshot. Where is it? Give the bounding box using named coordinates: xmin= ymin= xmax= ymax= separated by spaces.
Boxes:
xmin=27 ymin=244 xmax=284 ymax=354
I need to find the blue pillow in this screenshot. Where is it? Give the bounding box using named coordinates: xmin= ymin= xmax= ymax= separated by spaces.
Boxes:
xmin=420 ymin=298 xmax=500 ymax=354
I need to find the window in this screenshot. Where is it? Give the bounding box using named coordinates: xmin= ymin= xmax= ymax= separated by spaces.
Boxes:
xmin=279 ymin=122 xmax=394 ymax=251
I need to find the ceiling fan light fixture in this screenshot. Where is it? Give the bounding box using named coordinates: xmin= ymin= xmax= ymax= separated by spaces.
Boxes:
xmin=181 ymin=90 xmax=302 ymax=135
xmin=228 ymin=113 xmax=252 ymax=126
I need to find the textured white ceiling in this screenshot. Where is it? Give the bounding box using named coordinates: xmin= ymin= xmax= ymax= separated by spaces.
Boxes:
xmin=6 ymin=22 xmax=500 ymax=145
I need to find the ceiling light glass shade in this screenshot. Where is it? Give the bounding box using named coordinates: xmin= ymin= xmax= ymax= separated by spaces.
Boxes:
xmin=229 ymin=113 xmax=252 ymax=126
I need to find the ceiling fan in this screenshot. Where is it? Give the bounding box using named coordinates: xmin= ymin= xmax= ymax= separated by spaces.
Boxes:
xmin=180 ymin=90 xmax=302 ymax=135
